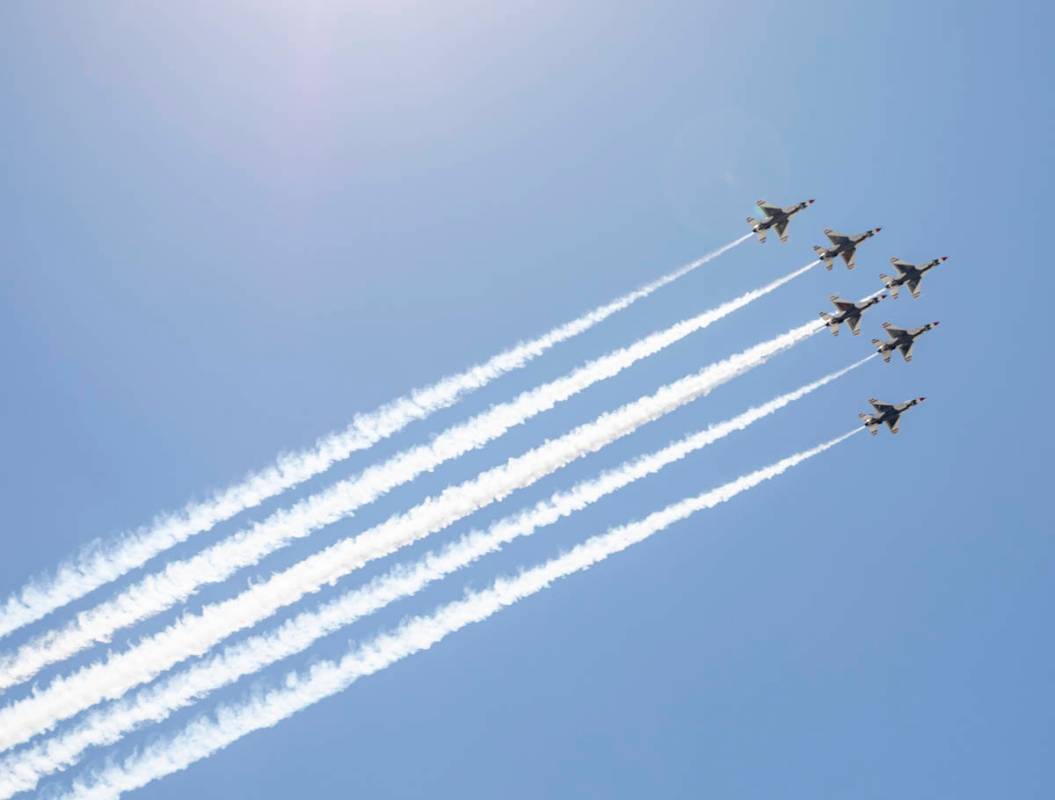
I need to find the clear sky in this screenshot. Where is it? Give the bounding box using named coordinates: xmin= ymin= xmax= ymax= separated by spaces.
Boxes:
xmin=1 ymin=1 xmax=1052 ymax=798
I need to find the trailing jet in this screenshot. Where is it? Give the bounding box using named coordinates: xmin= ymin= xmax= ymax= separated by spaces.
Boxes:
xmin=813 ymin=227 xmax=881 ymax=270
xmin=746 ymin=198 xmax=815 ymax=243
xmin=819 ymin=293 xmax=887 ymax=336
xmin=859 ymin=397 xmax=926 ymax=435
xmin=880 ymin=256 xmax=949 ymax=299
xmin=872 ymin=320 xmax=940 ymax=363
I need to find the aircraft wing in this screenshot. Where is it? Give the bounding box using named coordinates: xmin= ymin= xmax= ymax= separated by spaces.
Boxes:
xmin=840 ymin=247 xmax=857 ymax=269
xmin=898 ymin=342 xmax=914 ymax=362
xmin=825 ymin=229 xmax=851 ymax=246
xmin=831 ymin=296 xmax=857 ymax=312
xmin=757 ymin=200 xmax=781 ymax=218
xmin=885 ymin=415 xmax=901 ymax=433
xmin=890 ymin=257 xmax=914 ymax=274
xmin=775 ymin=218 xmax=790 ymax=241
xmin=882 ymin=323 xmax=907 ymax=338
xmin=907 ymin=277 xmax=923 ymax=298
xmin=847 ymin=314 xmax=862 ymax=335
xmin=869 ymin=398 xmax=894 ymax=413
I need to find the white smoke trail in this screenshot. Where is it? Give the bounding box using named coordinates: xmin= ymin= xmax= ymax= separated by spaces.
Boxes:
xmin=0 ymin=257 xmax=815 ymax=693
xmin=56 ymin=429 xmax=862 ymax=800
xmin=0 ymin=355 xmax=873 ymax=797
xmin=0 ymin=314 xmax=826 ymax=751
xmin=0 ymin=235 xmax=753 ymax=642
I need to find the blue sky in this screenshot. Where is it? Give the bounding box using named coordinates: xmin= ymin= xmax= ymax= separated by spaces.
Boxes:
xmin=1 ymin=1 xmax=1052 ymax=797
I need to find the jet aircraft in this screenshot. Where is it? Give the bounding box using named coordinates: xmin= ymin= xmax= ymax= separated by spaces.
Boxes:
xmin=819 ymin=293 xmax=887 ymax=336
xmin=813 ymin=227 xmax=881 ymax=270
xmin=872 ymin=320 xmax=940 ymax=362
xmin=880 ymin=256 xmax=949 ymax=299
xmin=859 ymin=397 xmax=926 ymax=435
xmin=746 ymin=198 xmax=815 ymax=243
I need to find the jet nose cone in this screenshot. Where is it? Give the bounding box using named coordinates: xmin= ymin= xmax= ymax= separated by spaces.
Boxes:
xmin=941 ymin=256 xmax=948 ymax=261
xmin=933 ymin=321 xmax=941 ymax=326
xmin=808 ymin=198 xmax=816 ymax=204
xmin=874 ymin=227 xmax=882 ymax=233
xmin=919 ymin=396 xmax=927 ymax=402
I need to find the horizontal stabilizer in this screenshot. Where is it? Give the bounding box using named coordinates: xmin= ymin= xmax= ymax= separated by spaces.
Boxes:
xmin=879 ymin=274 xmax=900 ymax=297
xmin=747 ymin=217 xmax=766 ymax=242
xmin=859 ymin=412 xmax=879 ymax=435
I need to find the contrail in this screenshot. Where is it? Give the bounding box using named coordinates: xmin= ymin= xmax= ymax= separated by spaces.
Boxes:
xmin=54 ymin=429 xmax=862 ymax=800
xmin=0 ymin=234 xmax=753 ymax=642
xmin=0 ymin=312 xmax=826 ymax=751
xmin=0 ymin=256 xmax=815 ymax=693
xmin=0 ymin=355 xmax=873 ymax=797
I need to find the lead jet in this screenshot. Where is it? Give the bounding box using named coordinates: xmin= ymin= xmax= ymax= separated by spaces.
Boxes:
xmin=880 ymin=256 xmax=949 ymax=299
xmin=819 ymin=293 xmax=887 ymax=336
xmin=813 ymin=227 xmax=882 ymax=270
xmin=746 ymin=198 xmax=815 ymax=243
xmin=859 ymin=396 xmax=926 ymax=435
xmin=872 ymin=320 xmax=940 ymax=363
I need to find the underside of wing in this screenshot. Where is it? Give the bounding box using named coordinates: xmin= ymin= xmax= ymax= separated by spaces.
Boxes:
xmin=890 ymin=258 xmax=914 ymax=274
xmin=757 ymin=200 xmax=781 ymax=218
xmin=826 ymin=229 xmax=850 ymax=245
xmin=870 ymin=398 xmax=894 ymax=413
xmin=841 ymin=247 xmax=857 ymax=269
xmin=775 ymin=219 xmax=789 ymax=240
xmin=899 ymin=342 xmax=914 ymax=362
xmin=907 ymin=277 xmax=923 ymax=298
xmin=847 ymin=314 xmax=862 ymax=335
xmin=832 ymin=297 xmax=857 ymax=311
xmin=886 ymin=415 xmax=900 ymax=433
xmin=882 ymin=323 xmax=907 ymax=338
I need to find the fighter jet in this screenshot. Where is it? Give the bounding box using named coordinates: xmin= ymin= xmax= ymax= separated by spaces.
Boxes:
xmin=880 ymin=256 xmax=949 ymax=299
xmin=813 ymin=227 xmax=882 ymax=270
xmin=859 ymin=396 xmax=926 ymax=435
xmin=872 ymin=320 xmax=940 ymax=363
xmin=819 ymin=293 xmax=887 ymax=336
xmin=746 ymin=198 xmax=815 ymax=243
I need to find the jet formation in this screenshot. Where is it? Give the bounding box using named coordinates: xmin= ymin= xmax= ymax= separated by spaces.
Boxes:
xmin=747 ymin=198 xmax=954 ymax=436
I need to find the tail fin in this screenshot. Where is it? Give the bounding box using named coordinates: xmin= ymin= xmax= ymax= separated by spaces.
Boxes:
xmin=814 ymin=246 xmax=833 ymax=270
xmin=872 ymin=340 xmax=892 ymax=362
xmin=819 ymin=312 xmax=839 ymax=335
xmin=747 ymin=217 xmax=766 ymax=242
xmin=879 ymin=274 xmax=900 ymax=297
